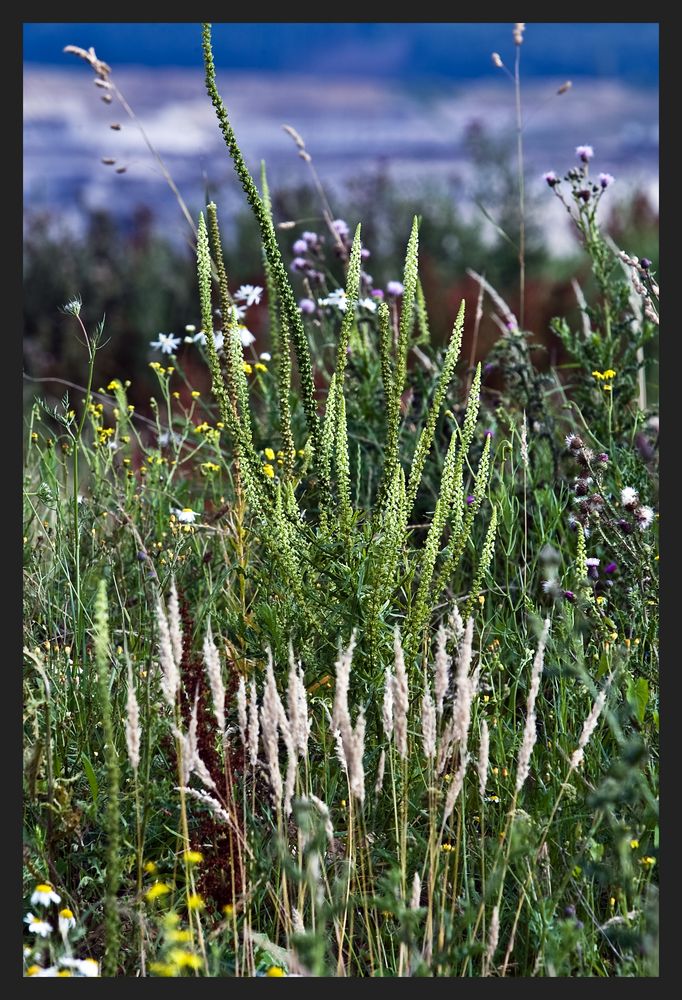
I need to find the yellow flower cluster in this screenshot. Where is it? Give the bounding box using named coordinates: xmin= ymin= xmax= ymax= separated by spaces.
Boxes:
xmin=592 ymin=369 xmax=616 ymax=391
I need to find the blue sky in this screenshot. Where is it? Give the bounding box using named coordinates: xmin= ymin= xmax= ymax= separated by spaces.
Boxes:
xmin=23 ymin=23 xmax=659 ymax=84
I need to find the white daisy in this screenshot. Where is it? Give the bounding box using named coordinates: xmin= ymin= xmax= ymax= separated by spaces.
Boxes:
xmin=173 ymin=507 xmax=198 ymax=524
xmin=621 ymin=486 xmax=639 ymax=508
xmin=149 ymin=333 xmax=181 ymax=355
xmin=227 ymin=304 xmax=247 ymax=322
xmin=27 ymin=965 xmax=59 ymax=977
xmin=360 ymin=297 xmax=378 ymax=313
xmin=58 ymin=908 xmax=76 ymax=936
xmin=234 ymin=284 xmax=263 ymax=307
xmin=24 ymin=913 xmax=53 ymax=937
xmin=237 ymin=325 xmax=256 ymax=347
xmin=213 ymin=331 xmax=225 ymax=351
xmin=30 ymin=884 xmax=61 ymax=907
xmin=318 ymin=289 xmax=348 ymax=312
xmin=60 ymin=957 xmax=100 ymax=977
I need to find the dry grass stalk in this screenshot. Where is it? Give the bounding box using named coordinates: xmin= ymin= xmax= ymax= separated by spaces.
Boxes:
xmin=236 ymin=675 xmax=247 ymax=749
xmin=203 ymin=622 xmax=226 ymax=735
xmin=125 ymin=662 xmax=140 ymax=773
xmin=433 ymin=623 xmax=450 ymax=717
xmin=421 ymin=686 xmax=437 ymax=760
xmin=156 ymin=595 xmax=179 ymax=709
xmin=477 ymin=719 xmax=490 ymax=799
xmin=515 ymin=619 xmax=550 ymax=794
xmin=570 ymin=675 xmax=612 ymax=770
xmin=248 ymin=679 xmax=259 ymax=767
xmin=483 ymin=904 xmax=500 ymax=975
xmin=392 ymin=627 xmax=409 ymax=759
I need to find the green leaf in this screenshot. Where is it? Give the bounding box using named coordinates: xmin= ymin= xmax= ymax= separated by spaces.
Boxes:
xmin=626 ymin=675 xmax=649 ymax=724
xmin=81 ymin=752 xmax=99 ymax=807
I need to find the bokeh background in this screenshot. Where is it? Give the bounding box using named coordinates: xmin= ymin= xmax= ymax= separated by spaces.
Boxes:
xmin=23 ymin=22 xmax=659 ymax=408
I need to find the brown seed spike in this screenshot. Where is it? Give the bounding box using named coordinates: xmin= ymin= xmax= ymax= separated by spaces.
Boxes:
xmin=101 ymin=157 xmax=116 ymax=165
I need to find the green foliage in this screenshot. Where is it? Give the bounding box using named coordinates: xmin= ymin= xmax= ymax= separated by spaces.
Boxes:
xmin=22 ymin=24 xmax=657 ymax=981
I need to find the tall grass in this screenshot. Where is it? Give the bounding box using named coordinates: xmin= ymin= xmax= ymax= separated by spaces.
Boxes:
xmin=22 ymin=22 xmax=658 ymax=978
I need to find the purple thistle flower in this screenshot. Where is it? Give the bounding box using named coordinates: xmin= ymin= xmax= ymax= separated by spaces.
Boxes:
xmin=387 ymin=281 xmax=404 ymax=297
xmin=484 ymin=429 xmax=494 ymax=439
xmin=291 ymin=257 xmax=308 ymax=273
xmin=466 ymin=495 xmax=475 ymax=505
xmin=563 ymin=590 xmax=576 ymax=602
xmin=604 ymin=562 xmax=617 ymax=574
xmin=331 ymin=219 xmax=350 ymax=239
xmin=302 ymin=231 xmax=319 ymax=245
xmin=292 ymin=238 xmax=308 ymax=255
xmin=640 ymin=258 xmax=652 ymax=270
xmin=596 ymin=452 xmax=609 ymax=464
xmin=360 ymin=247 xmax=371 ymax=260
xmin=578 ymin=188 xmax=591 ymax=203
xmin=576 ymin=145 xmax=594 ymax=162
xmin=299 ymin=298 xmax=316 ymax=314
xmin=543 ymin=171 xmax=559 ymax=187
xmin=599 ymin=172 xmax=615 ymax=189
xmin=372 ymin=289 xmax=385 ymax=299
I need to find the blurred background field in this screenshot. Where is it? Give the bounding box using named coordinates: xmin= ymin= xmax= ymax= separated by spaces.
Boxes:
xmin=23 ymin=23 xmax=658 ymax=410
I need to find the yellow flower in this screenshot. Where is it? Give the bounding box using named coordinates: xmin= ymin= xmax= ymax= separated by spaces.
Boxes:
xmin=172 ymin=391 xmax=180 ymax=399
xmin=146 ymin=882 xmax=172 ymax=901
xmin=263 ymin=463 xmax=275 ymax=479
xmin=149 ymin=962 xmax=176 ymax=977
xmin=26 ymin=965 xmax=42 ymax=976
xmin=266 ymin=967 xmax=286 ymax=977
xmin=107 ymin=379 xmax=122 ymax=391
xmin=144 ymin=861 xmax=157 ymax=874
xmin=168 ymin=949 xmax=202 ymax=969
xmin=166 ymin=928 xmax=192 ymax=944
xmin=191 ymin=391 xmax=201 ymax=399
xmin=242 ymin=362 xmax=253 ymax=375
xmin=629 ymin=839 xmax=639 ymax=850
xmin=183 ymin=850 xmax=203 ymax=864
xmin=186 ymin=893 xmax=205 ymax=911
xmin=640 ymin=856 xmax=656 ymax=867
xmin=255 ymin=363 xmax=267 ymax=372
xmin=264 ymin=447 xmax=276 ymax=461
xmin=223 ymin=904 xmax=234 ymax=917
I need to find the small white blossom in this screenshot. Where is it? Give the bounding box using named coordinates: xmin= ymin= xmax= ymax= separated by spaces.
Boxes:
xmin=60 ymin=957 xmax=100 ymax=977
xmin=260 ymin=352 xmax=272 ymax=362
xmin=238 ymin=325 xmax=255 ymax=347
xmin=172 ymin=507 xmax=198 ymax=524
xmin=31 ymin=884 xmax=61 ymax=907
xmin=234 ymin=284 xmax=263 ymax=306
xmin=319 ymin=289 xmax=348 ymax=312
xmin=360 ymin=297 xmax=378 ymax=313
xmin=25 ymin=913 xmax=53 ymax=937
xmin=58 ymin=908 xmax=76 ymax=936
xmin=149 ymin=332 xmax=181 ymax=355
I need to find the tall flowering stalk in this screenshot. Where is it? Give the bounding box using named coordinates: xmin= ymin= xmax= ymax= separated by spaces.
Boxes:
xmin=94 ymin=580 xmax=121 ymax=976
